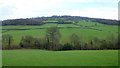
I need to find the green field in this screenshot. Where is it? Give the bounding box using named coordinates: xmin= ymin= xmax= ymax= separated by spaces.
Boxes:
xmin=0 ymin=50 xmax=1 ymax=67
xmin=2 ymin=21 xmax=118 ymax=45
xmin=2 ymin=50 xmax=118 ymax=66
xmin=2 ymin=21 xmax=119 ymax=66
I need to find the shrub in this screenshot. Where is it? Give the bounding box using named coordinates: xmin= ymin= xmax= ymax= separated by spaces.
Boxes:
xmin=60 ymin=43 xmax=73 ymax=50
xmin=20 ymin=36 xmax=35 ymax=48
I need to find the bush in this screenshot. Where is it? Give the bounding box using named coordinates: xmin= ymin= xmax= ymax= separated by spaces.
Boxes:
xmin=34 ymin=38 xmax=47 ymax=49
xmin=60 ymin=43 xmax=73 ymax=50
xmin=20 ymin=36 xmax=49 ymax=49
xmin=20 ymin=36 xmax=35 ymax=48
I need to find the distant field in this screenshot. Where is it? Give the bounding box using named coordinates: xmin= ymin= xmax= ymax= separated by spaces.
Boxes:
xmin=2 ymin=50 xmax=118 ymax=66
xmin=77 ymin=20 xmax=104 ymax=26
xmin=2 ymin=23 xmax=57 ymax=29
xmin=58 ymin=24 xmax=79 ymax=27
xmin=2 ymin=21 xmax=118 ymax=45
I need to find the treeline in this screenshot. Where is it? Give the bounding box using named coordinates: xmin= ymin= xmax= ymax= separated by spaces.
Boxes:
xmin=2 ymin=27 xmax=119 ymax=50
xmin=2 ymin=18 xmax=73 ymax=26
xmin=92 ymin=19 xmax=119 ymax=25
xmin=33 ymin=15 xmax=119 ymax=25
xmin=45 ymin=22 xmax=72 ymax=24
xmin=2 ymin=15 xmax=119 ymax=26
xmin=2 ymin=19 xmax=45 ymax=26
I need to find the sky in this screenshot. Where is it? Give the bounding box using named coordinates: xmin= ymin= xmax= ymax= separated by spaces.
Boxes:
xmin=0 ymin=0 xmax=119 ymax=20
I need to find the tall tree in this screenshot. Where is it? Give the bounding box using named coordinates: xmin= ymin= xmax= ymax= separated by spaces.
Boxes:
xmin=2 ymin=34 xmax=13 ymax=49
xmin=46 ymin=27 xmax=61 ymax=50
xmin=106 ymin=34 xmax=117 ymax=49
xmin=70 ymin=33 xmax=82 ymax=50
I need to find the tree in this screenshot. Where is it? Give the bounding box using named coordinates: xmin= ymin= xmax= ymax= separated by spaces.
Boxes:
xmin=2 ymin=34 xmax=13 ymax=49
xmin=100 ymin=39 xmax=108 ymax=49
xmin=58 ymin=19 xmax=65 ymax=23
xmin=46 ymin=27 xmax=61 ymax=50
xmin=106 ymin=34 xmax=118 ymax=49
xmin=34 ymin=38 xmax=43 ymax=49
xmin=95 ymin=23 xmax=97 ymax=26
xmin=92 ymin=37 xmax=101 ymax=50
xmin=74 ymin=20 xmax=79 ymax=25
xmin=20 ymin=36 xmax=35 ymax=48
xmin=60 ymin=43 xmax=73 ymax=50
xmin=118 ymin=33 xmax=120 ymax=49
xmin=70 ymin=33 xmax=82 ymax=50
xmin=34 ymin=38 xmax=47 ymax=49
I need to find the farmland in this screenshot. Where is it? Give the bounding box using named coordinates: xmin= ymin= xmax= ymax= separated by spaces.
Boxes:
xmin=2 ymin=21 xmax=118 ymax=45
xmin=2 ymin=50 xmax=118 ymax=66
xmin=2 ymin=19 xmax=119 ymax=66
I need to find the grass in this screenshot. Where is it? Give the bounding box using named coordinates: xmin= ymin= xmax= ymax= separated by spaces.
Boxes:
xmin=77 ymin=20 xmax=118 ymax=33
xmin=2 ymin=26 xmax=24 ymax=29
xmin=0 ymin=50 xmax=2 ymax=67
xmin=3 ymin=29 xmax=46 ymax=44
xmin=3 ymin=27 xmax=117 ymax=45
xmin=58 ymin=24 xmax=79 ymax=27
xmin=77 ymin=20 xmax=104 ymax=26
xmin=2 ymin=21 xmax=119 ymax=66
xmin=2 ymin=50 xmax=118 ymax=66
xmin=2 ymin=23 xmax=58 ymax=29
xmin=2 ymin=21 xmax=118 ymax=45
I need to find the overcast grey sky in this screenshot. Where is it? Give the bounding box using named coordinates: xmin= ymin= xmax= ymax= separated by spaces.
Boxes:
xmin=0 ymin=0 xmax=119 ymax=20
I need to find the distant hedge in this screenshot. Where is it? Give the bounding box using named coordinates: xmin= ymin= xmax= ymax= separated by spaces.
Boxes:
xmin=2 ymin=19 xmax=45 ymax=26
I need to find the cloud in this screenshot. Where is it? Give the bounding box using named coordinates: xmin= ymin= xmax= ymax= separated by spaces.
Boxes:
xmin=68 ymin=0 xmax=119 ymax=3
xmin=83 ymin=7 xmax=118 ymax=20
xmin=35 ymin=7 xmax=118 ymax=20
xmin=0 ymin=0 xmax=118 ymax=20
xmin=63 ymin=7 xmax=118 ymax=20
xmin=0 ymin=0 xmax=66 ymax=20
xmin=0 ymin=4 xmax=17 ymax=20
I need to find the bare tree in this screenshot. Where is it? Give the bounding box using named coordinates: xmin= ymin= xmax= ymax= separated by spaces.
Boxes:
xmin=70 ymin=33 xmax=82 ymax=50
xmin=2 ymin=34 xmax=13 ymax=49
xmin=46 ymin=27 xmax=61 ymax=50
xmin=20 ymin=36 xmax=35 ymax=48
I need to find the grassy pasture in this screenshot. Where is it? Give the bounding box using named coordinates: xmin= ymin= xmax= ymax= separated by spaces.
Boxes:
xmin=2 ymin=23 xmax=80 ymax=29
xmin=3 ymin=28 xmax=117 ymax=45
xmin=2 ymin=23 xmax=58 ymax=29
xmin=2 ymin=26 xmax=22 ymax=29
xmin=2 ymin=21 xmax=119 ymax=66
xmin=0 ymin=50 xmax=1 ymax=67
xmin=92 ymin=26 xmax=118 ymax=33
xmin=2 ymin=50 xmax=118 ymax=66
xmin=58 ymin=24 xmax=79 ymax=27
xmin=77 ymin=20 xmax=104 ymax=26
xmin=2 ymin=21 xmax=118 ymax=45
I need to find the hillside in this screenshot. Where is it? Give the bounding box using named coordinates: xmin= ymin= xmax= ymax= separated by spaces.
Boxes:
xmin=1 ymin=15 xmax=119 ymax=26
